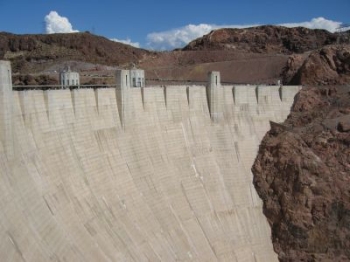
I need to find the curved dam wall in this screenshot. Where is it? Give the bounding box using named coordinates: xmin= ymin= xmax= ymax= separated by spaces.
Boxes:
xmin=0 ymin=61 xmax=301 ymax=261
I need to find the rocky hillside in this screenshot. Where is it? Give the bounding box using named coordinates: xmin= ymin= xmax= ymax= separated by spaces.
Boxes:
xmin=252 ymin=85 xmax=350 ymax=261
xmin=0 ymin=32 xmax=152 ymax=74
xmin=182 ymin=26 xmax=350 ymax=85
xmin=1 ymin=26 xmax=350 ymax=85
xmin=288 ymin=45 xmax=350 ymax=85
xmin=183 ymin=26 xmax=341 ymax=54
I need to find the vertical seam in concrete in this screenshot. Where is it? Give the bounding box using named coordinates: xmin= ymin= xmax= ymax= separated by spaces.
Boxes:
xmin=163 ymin=86 xmax=167 ymax=109
xmin=94 ymin=88 xmax=99 ymax=115
xmin=18 ymin=91 xmax=26 ymax=121
xmin=141 ymin=87 xmax=145 ymax=110
xmin=71 ymin=89 xmax=76 ymax=116
xmin=278 ymin=86 xmax=282 ymax=101
xmin=44 ymin=91 xmax=50 ymax=120
xmin=186 ymin=86 xmax=190 ymax=106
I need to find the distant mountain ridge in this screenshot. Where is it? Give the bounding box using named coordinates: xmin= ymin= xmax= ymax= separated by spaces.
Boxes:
xmin=1 ymin=26 xmax=349 ymax=86
xmin=183 ymin=25 xmax=344 ymax=54
xmin=0 ymin=31 xmax=152 ymax=74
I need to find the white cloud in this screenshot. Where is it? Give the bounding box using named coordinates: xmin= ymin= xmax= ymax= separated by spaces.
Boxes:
xmin=146 ymin=17 xmax=343 ymax=50
xmin=45 ymin=11 xmax=79 ymax=34
xmin=281 ymin=17 xmax=341 ymax=33
xmin=110 ymin=38 xmax=140 ymax=48
xmin=147 ymin=24 xmax=257 ymax=50
xmin=147 ymin=24 xmax=215 ymax=50
xmin=146 ymin=23 xmax=256 ymax=50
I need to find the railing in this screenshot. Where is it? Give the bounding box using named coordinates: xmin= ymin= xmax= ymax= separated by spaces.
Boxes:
xmin=12 ymin=80 xmax=284 ymax=91
xmin=13 ymin=84 xmax=118 ymax=91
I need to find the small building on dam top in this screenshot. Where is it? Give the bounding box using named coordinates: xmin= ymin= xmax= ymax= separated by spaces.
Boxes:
xmin=116 ymin=67 xmax=145 ymax=88
xmin=58 ymin=65 xmax=145 ymax=89
xmin=130 ymin=67 xmax=145 ymax=87
xmin=59 ymin=66 xmax=80 ymax=88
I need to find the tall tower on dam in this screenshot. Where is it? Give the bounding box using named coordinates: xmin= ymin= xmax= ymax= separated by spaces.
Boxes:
xmin=115 ymin=69 xmax=130 ymax=129
xmin=0 ymin=60 xmax=14 ymax=159
xmin=0 ymin=60 xmax=301 ymax=261
xmin=207 ymin=71 xmax=223 ymax=122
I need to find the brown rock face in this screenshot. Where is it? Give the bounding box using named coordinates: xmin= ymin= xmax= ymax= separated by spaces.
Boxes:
xmin=0 ymin=32 xmax=152 ymax=73
xmin=281 ymin=54 xmax=307 ymax=84
xmin=253 ymin=86 xmax=350 ymax=261
xmin=184 ymin=26 xmax=339 ymax=54
xmin=291 ymin=46 xmax=350 ymax=85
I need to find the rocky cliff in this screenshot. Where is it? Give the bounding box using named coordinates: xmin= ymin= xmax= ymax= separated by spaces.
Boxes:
xmin=0 ymin=32 xmax=151 ymax=73
xmin=253 ymin=85 xmax=350 ymax=261
xmin=183 ymin=27 xmax=350 ymax=85
xmin=183 ymin=26 xmax=340 ymax=54
xmin=288 ymin=45 xmax=350 ymax=85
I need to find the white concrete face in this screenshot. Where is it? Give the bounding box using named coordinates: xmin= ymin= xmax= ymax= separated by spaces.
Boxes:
xmin=0 ymin=62 xmax=301 ymax=262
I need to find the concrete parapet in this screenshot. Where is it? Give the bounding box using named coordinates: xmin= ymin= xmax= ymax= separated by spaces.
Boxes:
xmin=0 ymin=60 xmax=14 ymax=159
xmin=233 ymin=85 xmax=257 ymax=105
xmin=165 ymin=86 xmax=189 ymax=122
xmin=187 ymin=85 xmax=208 ymax=113
xmin=71 ymin=89 xmax=95 ymax=120
xmin=256 ymin=85 xmax=281 ymax=105
xmin=45 ymin=90 xmax=75 ymax=130
xmin=141 ymin=87 xmax=167 ymax=127
xmin=129 ymin=88 xmax=144 ymax=127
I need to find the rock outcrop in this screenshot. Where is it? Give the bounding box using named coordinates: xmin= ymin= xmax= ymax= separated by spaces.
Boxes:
xmin=183 ymin=26 xmax=340 ymax=54
xmin=281 ymin=54 xmax=307 ymax=84
xmin=289 ymin=45 xmax=350 ymax=85
xmin=253 ymin=85 xmax=350 ymax=261
xmin=0 ymin=32 xmax=151 ymax=73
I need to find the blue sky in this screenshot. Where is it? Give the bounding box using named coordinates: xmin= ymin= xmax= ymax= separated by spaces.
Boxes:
xmin=0 ymin=0 xmax=349 ymax=50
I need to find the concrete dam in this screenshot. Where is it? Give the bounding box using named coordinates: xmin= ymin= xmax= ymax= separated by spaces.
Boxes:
xmin=0 ymin=60 xmax=301 ymax=262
